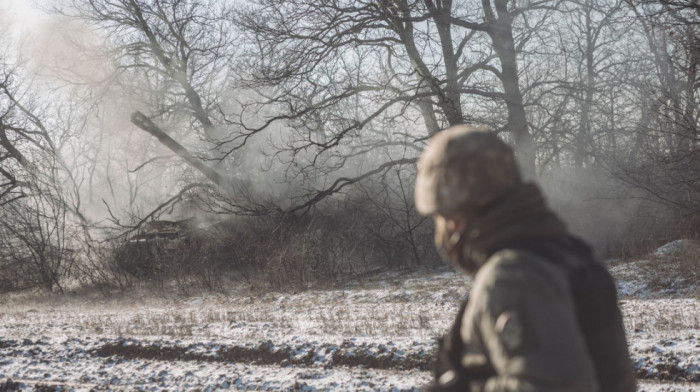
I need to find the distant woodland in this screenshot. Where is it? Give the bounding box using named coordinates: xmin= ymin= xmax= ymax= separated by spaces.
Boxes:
xmin=0 ymin=0 xmax=697 ymax=293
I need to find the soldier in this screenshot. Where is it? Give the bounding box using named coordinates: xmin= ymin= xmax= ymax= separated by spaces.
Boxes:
xmin=415 ymin=126 xmax=636 ymax=391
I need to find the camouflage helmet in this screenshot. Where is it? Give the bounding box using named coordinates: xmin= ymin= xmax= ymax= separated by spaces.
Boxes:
xmin=415 ymin=125 xmax=522 ymax=216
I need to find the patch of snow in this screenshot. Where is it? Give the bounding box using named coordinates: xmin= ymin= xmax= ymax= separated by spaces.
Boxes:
xmin=609 ymin=261 xmax=651 ymax=299
xmin=653 ymin=239 xmax=698 ymax=259
xmin=0 ymin=270 xmax=698 ymax=390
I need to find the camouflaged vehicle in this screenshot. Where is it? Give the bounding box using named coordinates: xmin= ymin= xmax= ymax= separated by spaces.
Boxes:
xmin=114 ymin=219 xmax=197 ymax=277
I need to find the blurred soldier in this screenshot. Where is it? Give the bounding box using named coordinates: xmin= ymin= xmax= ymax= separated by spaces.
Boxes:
xmin=415 ymin=126 xmax=635 ymax=391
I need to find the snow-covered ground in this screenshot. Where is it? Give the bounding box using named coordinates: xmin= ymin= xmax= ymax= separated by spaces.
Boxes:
xmin=0 ymin=243 xmax=698 ymax=391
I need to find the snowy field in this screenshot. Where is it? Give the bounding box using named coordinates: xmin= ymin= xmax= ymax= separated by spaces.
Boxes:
xmin=0 ymin=242 xmax=698 ymax=391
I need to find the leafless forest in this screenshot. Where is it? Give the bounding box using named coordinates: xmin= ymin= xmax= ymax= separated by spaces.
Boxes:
xmin=0 ymin=0 xmax=698 ymax=294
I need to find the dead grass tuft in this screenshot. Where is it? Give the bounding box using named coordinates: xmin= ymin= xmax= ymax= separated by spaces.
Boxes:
xmin=641 ymin=240 xmax=700 ymax=297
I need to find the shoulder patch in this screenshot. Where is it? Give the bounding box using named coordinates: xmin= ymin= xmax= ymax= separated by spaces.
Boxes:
xmin=495 ymin=311 xmax=525 ymax=353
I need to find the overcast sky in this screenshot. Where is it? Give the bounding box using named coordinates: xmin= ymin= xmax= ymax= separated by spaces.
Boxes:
xmin=1 ymin=0 xmax=54 ymax=52
xmin=1 ymin=0 xmax=43 ymax=32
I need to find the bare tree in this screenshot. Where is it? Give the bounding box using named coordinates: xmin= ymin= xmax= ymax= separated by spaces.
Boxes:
xmin=234 ymin=0 xmax=568 ymax=205
xmin=56 ymin=0 xmax=274 ymax=226
xmin=0 ymin=63 xmax=87 ymax=292
xmin=0 ymin=64 xmax=90 ymax=227
xmin=0 ymin=188 xmax=78 ymax=293
xmin=609 ymin=0 xmax=700 ymax=233
xmin=565 ymin=0 xmax=627 ymax=167
xmin=61 ymin=0 xmax=237 ymax=145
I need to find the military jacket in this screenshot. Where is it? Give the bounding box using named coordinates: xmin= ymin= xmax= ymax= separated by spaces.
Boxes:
xmin=457 ymin=249 xmax=616 ymax=391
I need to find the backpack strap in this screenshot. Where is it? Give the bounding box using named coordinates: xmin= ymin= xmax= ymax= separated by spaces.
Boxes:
xmin=507 ymin=236 xmax=635 ymax=392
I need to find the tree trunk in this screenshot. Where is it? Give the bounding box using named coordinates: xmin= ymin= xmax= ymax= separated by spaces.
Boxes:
xmin=484 ymin=0 xmax=536 ymax=177
xmin=576 ymin=4 xmax=596 ymax=168
xmin=426 ymin=0 xmax=464 ymax=127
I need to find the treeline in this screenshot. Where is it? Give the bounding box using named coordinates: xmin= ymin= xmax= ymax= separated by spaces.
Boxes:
xmin=0 ymin=0 xmax=697 ymax=293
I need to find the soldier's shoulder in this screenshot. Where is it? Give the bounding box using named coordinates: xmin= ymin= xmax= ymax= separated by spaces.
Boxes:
xmin=473 ymin=249 xmax=570 ymax=299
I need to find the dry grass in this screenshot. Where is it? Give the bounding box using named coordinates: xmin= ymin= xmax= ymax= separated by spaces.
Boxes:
xmin=642 ymin=241 xmax=699 ymax=297
xmin=1 ymin=269 xmax=698 ymax=388
xmin=622 ymin=299 xmax=700 ymax=334
xmin=0 ymin=272 xmax=467 ymax=342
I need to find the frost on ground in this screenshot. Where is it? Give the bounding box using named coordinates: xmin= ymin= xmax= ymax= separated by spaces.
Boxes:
xmin=0 ymin=242 xmax=699 ymax=391
xmin=0 ymin=272 xmax=459 ymax=392
xmin=610 ymin=238 xmax=699 ymax=300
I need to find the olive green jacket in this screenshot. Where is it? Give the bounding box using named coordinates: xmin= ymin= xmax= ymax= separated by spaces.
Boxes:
xmin=458 ymin=249 xmax=635 ymax=392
